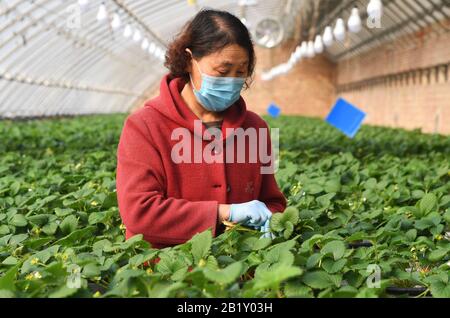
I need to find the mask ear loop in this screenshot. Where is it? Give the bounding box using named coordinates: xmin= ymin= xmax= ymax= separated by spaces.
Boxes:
xmin=189 ymin=72 xmax=197 ymax=91
xmin=186 ymin=49 xmax=202 ymax=92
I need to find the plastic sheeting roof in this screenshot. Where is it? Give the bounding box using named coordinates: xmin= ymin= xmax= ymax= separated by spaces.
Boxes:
xmin=1 ymin=0 xmax=449 ymax=118
xmin=0 ymin=0 xmax=290 ymax=118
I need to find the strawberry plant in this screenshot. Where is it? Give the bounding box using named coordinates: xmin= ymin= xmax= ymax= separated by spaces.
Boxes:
xmin=0 ymin=114 xmax=449 ymax=298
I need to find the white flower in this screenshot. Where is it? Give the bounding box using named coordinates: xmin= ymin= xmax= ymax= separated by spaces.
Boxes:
xmin=444 ymin=232 xmax=450 ymax=241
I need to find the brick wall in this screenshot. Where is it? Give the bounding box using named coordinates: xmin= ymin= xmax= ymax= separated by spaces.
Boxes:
xmin=337 ymin=30 xmax=450 ymax=83
xmin=243 ymin=24 xmax=450 ymax=135
xmin=339 ymin=82 xmax=449 ymax=134
xmin=337 ymin=26 xmax=450 ymax=135
xmin=242 ymin=41 xmax=337 ymax=118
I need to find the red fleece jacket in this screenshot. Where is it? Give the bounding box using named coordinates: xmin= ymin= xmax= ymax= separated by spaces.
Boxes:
xmin=116 ymin=74 xmax=287 ymax=248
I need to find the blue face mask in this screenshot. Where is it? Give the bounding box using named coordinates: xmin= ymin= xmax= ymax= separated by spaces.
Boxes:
xmin=190 ymin=60 xmax=245 ymax=112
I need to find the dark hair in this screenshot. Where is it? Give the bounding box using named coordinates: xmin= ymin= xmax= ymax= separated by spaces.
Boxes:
xmin=164 ymin=9 xmax=256 ymax=89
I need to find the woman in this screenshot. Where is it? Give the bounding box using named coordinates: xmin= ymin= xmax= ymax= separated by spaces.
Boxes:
xmin=116 ymin=9 xmax=286 ymax=249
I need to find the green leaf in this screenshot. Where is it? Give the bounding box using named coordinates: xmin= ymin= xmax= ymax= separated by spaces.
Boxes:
xmin=49 ymin=285 xmax=79 ymax=298
xmin=60 ymin=215 xmax=78 ymax=235
xmin=345 ymin=232 xmax=366 ymax=242
xmin=203 ymin=262 xmax=243 ymax=286
xmin=321 ymin=240 xmax=346 ymax=260
xmin=102 ymin=192 xmax=118 ymax=209
xmin=324 ymin=179 xmax=341 ymax=193
xmin=21 ymin=245 xmax=60 ymax=273
xmin=302 ymin=271 xmax=340 ymax=290
xmin=363 ymin=190 xmax=379 ymax=203
xmin=10 ymin=214 xmax=28 ymax=227
xmin=206 ymin=255 xmax=219 ymax=271
xmin=264 ymin=240 xmax=296 ymax=265
xmin=316 ymin=193 xmax=336 ymax=208
xmin=411 ymin=190 xmax=425 ymax=199
xmin=322 ymin=258 xmax=347 ymax=274
xmin=88 ymin=212 xmax=108 ymax=225
xmin=430 ymin=281 xmax=450 ymax=298
xmin=271 ymin=207 xmax=299 ymax=233
xmin=9 ymin=234 xmax=28 ymax=246
xmin=428 ymin=249 xmax=449 ymax=262
xmin=73 ymin=187 xmax=95 ymax=200
xmin=24 ymin=237 xmax=54 ymax=250
xmin=93 ymin=239 xmax=113 ymax=252
xmin=331 ymin=285 xmax=359 ymax=298
xmin=82 ymin=263 xmax=101 ymax=278
xmin=419 ymin=193 xmax=437 ymax=215
xmin=54 ymin=226 xmax=95 ymax=246
xmin=155 ymin=254 xmax=188 ymax=279
xmin=405 ymin=229 xmax=417 ymax=241
xmin=306 ymin=253 xmax=322 ymax=269
xmin=10 ymin=181 xmax=21 ymax=196
xmin=0 ymin=234 xmax=13 ymax=247
xmin=54 ymin=208 xmax=74 ymax=217
xmin=0 ymin=265 xmax=19 ymax=292
xmin=364 ymin=178 xmax=377 ymax=190
xmin=120 ymin=234 xmax=146 ymax=249
xmin=0 ymin=290 xmax=15 ymax=298
xmin=128 ymin=250 xmax=158 ymax=267
xmin=190 ymin=230 xmax=212 ymax=264
xmin=2 ymin=256 xmax=18 ymax=266
xmin=304 ymin=183 xmax=323 ymax=195
xmin=147 ymin=282 xmax=186 ymax=298
xmin=430 ymin=224 xmax=444 ymax=236
xmin=415 ymin=212 xmax=442 ymax=230
xmin=283 ymin=207 xmax=300 ymax=225
xmin=284 ymin=283 xmax=313 ymax=298
xmin=27 ymin=214 xmax=50 ymax=226
xmin=252 ymin=237 xmax=272 ymax=251
xmin=253 ymin=264 xmax=303 ymax=290
xmin=443 ymin=210 xmax=450 ymax=223
xmin=0 ymin=225 xmax=10 ymax=235
xmin=42 ymin=222 xmax=58 ymax=235
xmin=424 ymin=273 xmax=448 ymax=285
xmin=270 ymin=213 xmax=285 ymax=231
xmin=284 ymin=221 xmax=294 ymax=239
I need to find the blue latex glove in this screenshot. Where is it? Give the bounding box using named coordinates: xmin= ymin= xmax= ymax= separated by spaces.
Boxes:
xmin=229 ymin=200 xmax=272 ymax=228
xmin=260 ymin=219 xmax=275 ymax=239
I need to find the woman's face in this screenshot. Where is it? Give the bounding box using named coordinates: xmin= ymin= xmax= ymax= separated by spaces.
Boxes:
xmin=188 ymin=44 xmax=249 ymax=91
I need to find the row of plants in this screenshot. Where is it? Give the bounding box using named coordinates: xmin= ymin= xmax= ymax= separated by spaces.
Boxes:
xmin=0 ymin=114 xmax=448 ymax=297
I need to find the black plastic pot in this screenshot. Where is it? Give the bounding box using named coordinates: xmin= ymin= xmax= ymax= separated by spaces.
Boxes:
xmin=385 ymin=286 xmax=428 ymax=297
xmin=347 ymin=240 xmax=373 ymax=249
xmin=88 ymin=282 xmax=107 ymax=294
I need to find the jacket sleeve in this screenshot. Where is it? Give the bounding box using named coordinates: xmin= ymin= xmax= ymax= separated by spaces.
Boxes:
xmin=258 ymin=121 xmax=287 ymax=214
xmin=116 ymin=113 xmax=219 ymax=247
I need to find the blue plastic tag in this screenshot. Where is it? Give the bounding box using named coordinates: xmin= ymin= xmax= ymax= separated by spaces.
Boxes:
xmin=325 ymin=98 xmax=366 ymax=138
xmin=267 ymin=103 xmax=281 ymax=118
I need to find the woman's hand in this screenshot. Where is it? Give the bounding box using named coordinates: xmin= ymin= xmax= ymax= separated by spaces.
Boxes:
xmin=228 ymin=200 xmax=272 ymax=228
xmin=218 ymin=204 xmax=231 ymax=223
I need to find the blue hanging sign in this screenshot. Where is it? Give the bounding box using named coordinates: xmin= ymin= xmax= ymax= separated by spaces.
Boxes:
xmin=325 ymin=98 xmax=366 ymax=138
xmin=267 ymin=103 xmax=281 ymax=118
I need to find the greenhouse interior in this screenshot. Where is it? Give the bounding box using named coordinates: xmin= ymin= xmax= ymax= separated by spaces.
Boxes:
xmin=0 ymin=0 xmax=449 ymax=300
